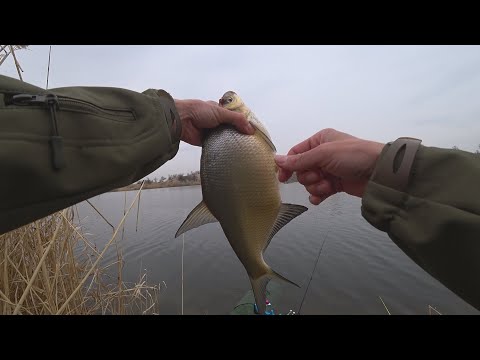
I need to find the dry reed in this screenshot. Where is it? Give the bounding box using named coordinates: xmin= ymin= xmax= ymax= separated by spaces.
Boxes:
xmin=0 ymin=185 xmax=161 ymax=315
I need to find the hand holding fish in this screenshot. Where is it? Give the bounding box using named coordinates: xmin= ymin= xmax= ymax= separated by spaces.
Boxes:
xmin=174 ymin=99 xmax=255 ymax=146
xmin=275 ymin=128 xmax=385 ymax=205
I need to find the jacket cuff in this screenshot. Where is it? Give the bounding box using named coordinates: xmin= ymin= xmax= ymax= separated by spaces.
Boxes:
xmin=361 ymin=137 xmax=422 ymax=230
xmin=371 ymin=137 xmax=422 ymax=192
xmin=142 ymin=89 xmax=182 ymax=145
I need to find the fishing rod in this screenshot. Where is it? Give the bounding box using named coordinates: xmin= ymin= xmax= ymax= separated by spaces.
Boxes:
xmin=46 ymin=45 xmax=52 ymax=89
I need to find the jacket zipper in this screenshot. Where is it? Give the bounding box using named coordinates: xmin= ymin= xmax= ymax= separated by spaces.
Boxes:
xmin=55 ymin=97 xmax=135 ymax=120
xmin=11 ymin=93 xmax=135 ymax=171
xmin=12 ymin=93 xmax=65 ymax=170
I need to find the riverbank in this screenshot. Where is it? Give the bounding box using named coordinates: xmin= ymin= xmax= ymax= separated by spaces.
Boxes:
xmin=112 ymin=172 xmax=297 ymax=192
xmin=112 ymin=180 xmax=200 ymax=192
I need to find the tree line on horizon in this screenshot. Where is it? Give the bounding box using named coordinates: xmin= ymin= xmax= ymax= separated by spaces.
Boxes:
xmin=137 ymin=170 xmax=201 ymax=185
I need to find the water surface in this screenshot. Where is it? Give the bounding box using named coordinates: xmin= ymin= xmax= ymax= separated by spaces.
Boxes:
xmin=76 ymin=184 xmax=478 ymax=315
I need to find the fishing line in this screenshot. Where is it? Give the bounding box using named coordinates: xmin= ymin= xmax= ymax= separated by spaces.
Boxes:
xmin=181 ymin=208 xmax=186 ymax=315
xmin=182 ymin=232 xmax=185 ymax=315
xmin=297 ymin=225 xmax=331 ymax=315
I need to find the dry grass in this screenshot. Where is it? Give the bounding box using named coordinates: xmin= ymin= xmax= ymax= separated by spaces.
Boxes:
xmin=378 ymin=296 xmax=443 ymax=315
xmin=0 ymin=45 xmax=29 ymax=80
xmin=0 ymin=184 xmax=162 ymax=315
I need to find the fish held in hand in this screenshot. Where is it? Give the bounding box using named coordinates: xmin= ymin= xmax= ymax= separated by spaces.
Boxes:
xmin=176 ymin=91 xmax=307 ymax=314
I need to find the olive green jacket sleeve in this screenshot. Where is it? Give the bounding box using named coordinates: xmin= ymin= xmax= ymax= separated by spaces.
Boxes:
xmin=362 ymin=142 xmax=480 ymax=310
xmin=0 ymin=75 xmax=181 ymax=235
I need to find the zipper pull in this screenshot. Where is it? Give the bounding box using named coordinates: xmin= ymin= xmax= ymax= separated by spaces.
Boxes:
xmin=12 ymin=93 xmax=65 ymax=170
xmin=45 ymin=94 xmax=65 ymax=170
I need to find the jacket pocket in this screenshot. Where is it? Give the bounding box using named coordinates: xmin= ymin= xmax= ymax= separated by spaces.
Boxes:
xmin=2 ymin=93 xmax=137 ymax=170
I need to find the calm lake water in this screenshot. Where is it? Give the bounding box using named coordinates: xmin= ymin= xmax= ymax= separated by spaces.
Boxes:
xmin=76 ymin=184 xmax=478 ymax=315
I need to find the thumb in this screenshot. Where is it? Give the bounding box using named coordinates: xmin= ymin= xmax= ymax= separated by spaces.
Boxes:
xmin=216 ymin=107 xmax=255 ymax=135
xmin=274 ymin=146 xmax=326 ymax=172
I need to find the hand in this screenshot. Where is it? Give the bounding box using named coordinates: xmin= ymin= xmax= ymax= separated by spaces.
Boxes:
xmin=174 ymin=99 xmax=255 ymax=146
xmin=275 ymin=128 xmax=385 ymax=205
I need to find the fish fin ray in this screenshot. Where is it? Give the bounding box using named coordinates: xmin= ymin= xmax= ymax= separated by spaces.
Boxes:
xmin=265 ymin=203 xmax=308 ymax=248
xmin=270 ymin=268 xmax=300 ymax=288
xmin=175 ymin=201 xmax=218 ymax=238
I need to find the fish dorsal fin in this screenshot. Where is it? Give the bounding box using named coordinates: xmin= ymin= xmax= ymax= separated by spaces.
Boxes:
xmin=265 ymin=203 xmax=308 ymax=248
xmin=175 ymin=201 xmax=218 ymax=238
xmin=249 ymin=121 xmax=277 ymax=153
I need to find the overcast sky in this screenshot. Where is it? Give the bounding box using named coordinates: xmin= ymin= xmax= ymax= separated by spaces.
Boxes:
xmin=2 ymin=45 xmax=479 ymax=179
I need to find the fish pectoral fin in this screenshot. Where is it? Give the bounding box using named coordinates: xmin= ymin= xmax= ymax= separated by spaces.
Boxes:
xmin=175 ymin=201 xmax=218 ymax=238
xmin=249 ymin=121 xmax=277 ymax=153
xmin=266 ymin=203 xmax=308 ymax=247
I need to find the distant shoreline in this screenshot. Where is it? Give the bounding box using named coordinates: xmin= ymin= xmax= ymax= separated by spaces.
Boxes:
xmin=111 ymin=172 xmax=298 ymax=193
xmin=111 ymin=181 xmax=201 ymax=193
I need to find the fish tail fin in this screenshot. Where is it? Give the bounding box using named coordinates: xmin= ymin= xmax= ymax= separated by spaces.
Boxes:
xmin=269 ymin=267 xmax=300 ymax=288
xmin=250 ymin=268 xmax=299 ymax=315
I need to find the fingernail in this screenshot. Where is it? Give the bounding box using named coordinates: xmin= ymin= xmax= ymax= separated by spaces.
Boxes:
xmin=275 ymin=155 xmax=287 ymax=166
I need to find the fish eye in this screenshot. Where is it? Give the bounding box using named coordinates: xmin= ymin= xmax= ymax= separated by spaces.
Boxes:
xmin=227 ymin=98 xmax=233 ymax=103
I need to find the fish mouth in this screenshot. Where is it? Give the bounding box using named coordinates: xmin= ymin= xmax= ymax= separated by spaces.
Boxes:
xmin=219 ymin=98 xmax=225 ymax=106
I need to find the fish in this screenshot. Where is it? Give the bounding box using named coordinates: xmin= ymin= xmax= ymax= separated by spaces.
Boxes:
xmin=175 ymin=91 xmax=307 ymax=314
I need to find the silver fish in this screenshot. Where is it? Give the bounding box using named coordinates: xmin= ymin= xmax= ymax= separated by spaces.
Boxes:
xmin=175 ymin=91 xmax=307 ymax=314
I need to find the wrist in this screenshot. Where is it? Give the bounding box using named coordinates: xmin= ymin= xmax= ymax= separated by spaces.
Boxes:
xmin=174 ymin=99 xmax=194 ymax=141
xmin=174 ymin=99 xmax=193 ymax=124
xmin=368 ymin=140 xmax=387 ymax=173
